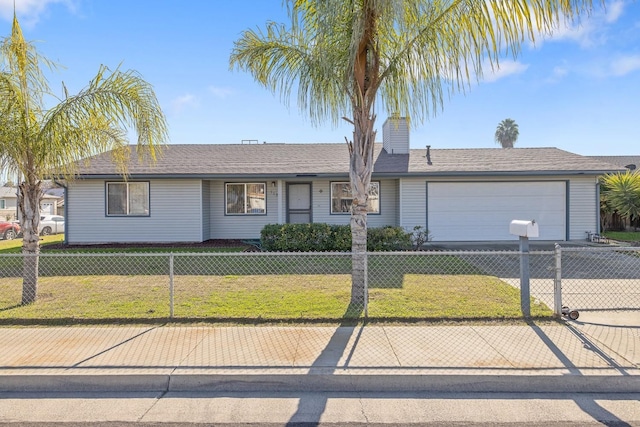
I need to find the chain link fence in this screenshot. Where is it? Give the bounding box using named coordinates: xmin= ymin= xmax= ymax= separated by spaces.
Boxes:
xmin=559 ymin=246 xmax=640 ymax=311
xmin=0 ymin=245 xmax=638 ymax=321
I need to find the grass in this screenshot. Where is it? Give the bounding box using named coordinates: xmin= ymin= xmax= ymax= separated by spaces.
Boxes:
xmin=0 ymin=234 xmax=64 ymax=253
xmin=0 ymin=236 xmax=553 ymax=323
xmin=602 ymin=231 xmax=640 ymax=242
xmin=0 ymin=272 xmax=552 ymax=322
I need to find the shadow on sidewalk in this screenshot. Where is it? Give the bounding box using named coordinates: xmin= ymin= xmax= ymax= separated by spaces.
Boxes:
xmin=528 ymin=321 xmax=633 ymax=427
xmin=286 ymin=318 xmax=636 ymax=426
xmin=286 ymin=303 xmax=364 ymax=426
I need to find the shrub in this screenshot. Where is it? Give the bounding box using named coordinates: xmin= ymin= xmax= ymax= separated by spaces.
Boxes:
xmin=260 ymin=223 xmax=411 ymax=252
xmin=367 ymin=225 xmax=412 ymax=251
xmin=411 ymin=225 xmax=432 ymax=250
xmin=261 ymin=223 xmax=339 ymax=251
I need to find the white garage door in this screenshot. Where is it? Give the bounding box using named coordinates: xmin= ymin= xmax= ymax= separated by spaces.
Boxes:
xmin=428 ymin=182 xmax=566 ymax=241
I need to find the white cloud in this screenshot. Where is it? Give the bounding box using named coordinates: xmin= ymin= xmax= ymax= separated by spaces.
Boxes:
xmin=208 ymin=86 xmax=233 ymax=98
xmin=542 ymin=0 xmax=626 ymax=48
xmin=546 ymin=65 xmax=570 ymax=83
xmin=609 ymin=55 xmax=640 ymax=76
xmin=171 ymin=94 xmax=198 ymax=114
xmin=483 ymin=60 xmax=529 ymax=83
xmin=0 ymin=0 xmax=76 ymax=27
xmin=604 ymin=0 xmax=625 ymax=23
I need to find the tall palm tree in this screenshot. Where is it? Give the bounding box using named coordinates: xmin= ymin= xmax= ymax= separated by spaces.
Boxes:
xmin=0 ymin=14 xmax=168 ymax=304
xmin=495 ymin=118 xmax=519 ymax=148
xmin=230 ymin=0 xmax=600 ymax=305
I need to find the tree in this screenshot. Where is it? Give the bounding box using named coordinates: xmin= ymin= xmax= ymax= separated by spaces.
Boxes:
xmin=230 ymin=0 xmax=600 ymax=305
xmin=600 ymin=171 xmax=640 ymax=230
xmin=495 ymin=118 xmax=519 ymax=148
xmin=0 ymin=14 xmax=168 ymax=305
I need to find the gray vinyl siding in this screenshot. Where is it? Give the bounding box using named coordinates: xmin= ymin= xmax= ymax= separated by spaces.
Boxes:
xmin=206 ymin=178 xmax=398 ymax=239
xmin=398 ymin=178 xmax=427 ymax=232
xmin=311 ymin=179 xmax=398 ymax=227
xmin=67 ymin=174 xmax=600 ymax=244
xmin=568 ymin=176 xmax=599 ymax=240
xmin=66 ymin=179 xmax=202 ymax=244
xmin=202 ymin=180 xmax=211 ymax=240
xmin=209 ymin=180 xmax=279 ymax=240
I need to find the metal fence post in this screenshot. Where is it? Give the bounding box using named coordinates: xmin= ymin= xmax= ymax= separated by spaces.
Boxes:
xmin=169 ymin=253 xmax=174 ymax=319
xmin=553 ymin=243 xmax=562 ymax=318
xmin=519 ymin=236 xmax=531 ymax=318
xmin=364 ymin=252 xmax=368 ymax=319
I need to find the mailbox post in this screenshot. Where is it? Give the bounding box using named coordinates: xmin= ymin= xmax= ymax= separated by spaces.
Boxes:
xmin=509 ymin=220 xmax=539 ymax=318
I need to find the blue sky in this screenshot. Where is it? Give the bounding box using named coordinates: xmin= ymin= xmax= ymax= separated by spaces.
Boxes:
xmin=1 ymin=0 xmax=639 ymax=155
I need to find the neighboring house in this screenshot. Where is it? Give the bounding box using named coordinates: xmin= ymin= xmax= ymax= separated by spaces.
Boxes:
xmin=588 ymin=156 xmax=640 ymax=171
xmin=0 ymin=186 xmax=63 ymax=221
xmin=44 ymin=187 xmax=65 ymax=216
xmin=66 ymin=117 xmax=624 ymax=244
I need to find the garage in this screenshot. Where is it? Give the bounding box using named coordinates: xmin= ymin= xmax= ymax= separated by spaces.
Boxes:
xmin=427 ymin=181 xmax=567 ymax=241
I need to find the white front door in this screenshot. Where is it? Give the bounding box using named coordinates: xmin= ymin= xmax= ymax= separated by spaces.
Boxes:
xmin=287 ymin=183 xmax=312 ymax=224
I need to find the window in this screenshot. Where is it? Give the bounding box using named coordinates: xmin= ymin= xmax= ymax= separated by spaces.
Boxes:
xmin=226 ymin=183 xmax=266 ymax=215
xmin=331 ymin=181 xmax=380 ymax=214
xmin=0 ymin=199 xmax=5 ymax=209
xmin=106 ymin=182 xmax=149 ymax=216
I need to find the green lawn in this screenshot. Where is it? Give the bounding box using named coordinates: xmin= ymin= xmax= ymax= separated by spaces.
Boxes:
xmin=0 ymin=272 xmax=551 ymax=322
xmin=602 ymin=231 xmax=640 ymax=242
xmin=0 ymin=234 xmax=64 ymax=253
xmin=0 ymin=237 xmax=553 ymax=322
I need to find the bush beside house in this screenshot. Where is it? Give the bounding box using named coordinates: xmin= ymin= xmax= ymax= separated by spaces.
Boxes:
xmin=261 ymin=224 xmax=413 ymax=252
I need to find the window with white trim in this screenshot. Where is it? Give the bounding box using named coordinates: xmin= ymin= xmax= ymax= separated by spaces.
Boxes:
xmin=0 ymin=199 xmax=5 ymax=209
xmin=330 ymin=181 xmax=380 ymax=214
xmin=106 ymin=182 xmax=149 ymax=216
xmin=226 ymin=183 xmax=266 ymax=215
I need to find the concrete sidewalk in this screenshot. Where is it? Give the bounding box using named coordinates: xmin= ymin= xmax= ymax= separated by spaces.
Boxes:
xmin=1 ymin=311 xmax=638 ymax=394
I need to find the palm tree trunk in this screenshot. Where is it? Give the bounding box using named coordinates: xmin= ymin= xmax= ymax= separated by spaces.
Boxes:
xmin=19 ymin=180 xmax=42 ymax=305
xmin=348 ymin=110 xmax=375 ymax=307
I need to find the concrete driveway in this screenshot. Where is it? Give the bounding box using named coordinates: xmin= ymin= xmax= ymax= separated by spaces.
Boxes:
xmin=426 ymin=241 xmax=640 ymax=311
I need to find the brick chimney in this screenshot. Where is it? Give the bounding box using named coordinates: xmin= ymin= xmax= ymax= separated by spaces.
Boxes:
xmin=382 ymin=116 xmax=409 ymax=154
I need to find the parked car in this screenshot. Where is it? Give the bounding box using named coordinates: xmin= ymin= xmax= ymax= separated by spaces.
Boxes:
xmin=39 ymin=215 xmax=65 ymax=236
xmin=0 ymin=221 xmax=21 ymax=240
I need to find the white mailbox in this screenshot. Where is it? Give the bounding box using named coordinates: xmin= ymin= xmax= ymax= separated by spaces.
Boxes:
xmin=509 ymin=220 xmax=539 ymax=238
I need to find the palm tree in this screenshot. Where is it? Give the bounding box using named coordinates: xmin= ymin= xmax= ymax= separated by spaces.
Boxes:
xmin=0 ymin=14 xmax=168 ymax=304
xmin=600 ymin=171 xmax=640 ymax=230
xmin=230 ymin=0 xmax=600 ymax=305
xmin=495 ymin=118 xmax=519 ymax=148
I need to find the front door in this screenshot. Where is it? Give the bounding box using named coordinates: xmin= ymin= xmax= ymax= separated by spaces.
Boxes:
xmin=287 ymin=183 xmax=311 ymax=224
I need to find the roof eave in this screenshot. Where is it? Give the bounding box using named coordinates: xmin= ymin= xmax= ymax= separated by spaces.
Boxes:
xmin=77 ymin=168 xmax=623 ymax=180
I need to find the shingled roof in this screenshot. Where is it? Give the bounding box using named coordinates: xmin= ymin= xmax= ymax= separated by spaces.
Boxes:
xmin=75 ymin=144 xmax=625 ymax=178
xmin=588 ymin=156 xmax=640 ymax=170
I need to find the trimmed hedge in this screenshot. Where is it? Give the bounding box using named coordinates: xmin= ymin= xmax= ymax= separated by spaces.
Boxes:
xmin=260 ymin=223 xmax=411 ymax=252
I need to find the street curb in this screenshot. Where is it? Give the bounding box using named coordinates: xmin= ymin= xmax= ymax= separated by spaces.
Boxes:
xmin=3 ymin=372 xmax=639 ymax=393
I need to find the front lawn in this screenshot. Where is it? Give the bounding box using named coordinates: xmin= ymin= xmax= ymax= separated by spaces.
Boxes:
xmin=0 ymin=272 xmax=552 ymax=322
xmin=0 ymin=240 xmax=553 ymax=322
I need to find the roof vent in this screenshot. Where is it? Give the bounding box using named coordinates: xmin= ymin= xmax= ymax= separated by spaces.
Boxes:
xmin=426 ymin=145 xmax=432 ymax=165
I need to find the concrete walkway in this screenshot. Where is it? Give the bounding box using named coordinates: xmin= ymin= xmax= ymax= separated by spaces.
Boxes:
xmin=1 ymin=312 xmax=638 ymax=394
